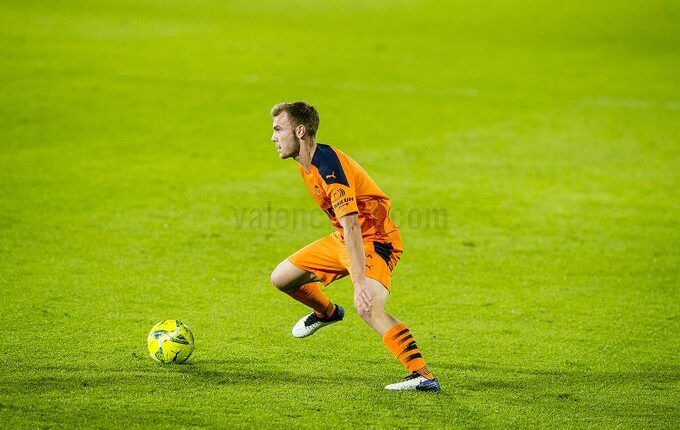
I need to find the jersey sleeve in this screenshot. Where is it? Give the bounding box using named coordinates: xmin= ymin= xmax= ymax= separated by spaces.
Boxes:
xmin=327 ymin=182 xmax=358 ymax=219
xmin=315 ymin=148 xmax=358 ymax=219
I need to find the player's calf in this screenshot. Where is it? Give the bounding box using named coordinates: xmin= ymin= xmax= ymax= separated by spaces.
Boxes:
xmin=354 ymin=299 xmax=390 ymax=332
xmin=271 ymin=261 xmax=341 ymax=335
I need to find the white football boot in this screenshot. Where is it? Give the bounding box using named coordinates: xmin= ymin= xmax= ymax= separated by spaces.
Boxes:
xmin=291 ymin=305 xmax=344 ymax=338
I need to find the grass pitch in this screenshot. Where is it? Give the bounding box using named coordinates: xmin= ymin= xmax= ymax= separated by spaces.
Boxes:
xmin=2 ymin=1 xmax=679 ymax=428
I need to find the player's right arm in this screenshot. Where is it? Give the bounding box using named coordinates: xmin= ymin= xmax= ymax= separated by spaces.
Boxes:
xmin=338 ymin=213 xmax=371 ymax=313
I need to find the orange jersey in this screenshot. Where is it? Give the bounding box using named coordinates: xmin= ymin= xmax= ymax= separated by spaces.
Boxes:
xmin=298 ymin=144 xmax=399 ymax=242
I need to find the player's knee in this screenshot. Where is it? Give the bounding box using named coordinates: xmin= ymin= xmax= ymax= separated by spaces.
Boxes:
xmin=354 ymin=300 xmax=384 ymax=322
xmin=270 ymin=264 xmax=288 ymax=291
xmin=354 ymin=301 xmax=369 ymax=320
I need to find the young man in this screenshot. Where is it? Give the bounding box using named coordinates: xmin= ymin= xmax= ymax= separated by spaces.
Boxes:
xmin=269 ymin=101 xmax=440 ymax=392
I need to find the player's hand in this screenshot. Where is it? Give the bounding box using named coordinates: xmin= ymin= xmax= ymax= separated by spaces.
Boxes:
xmin=354 ymin=280 xmax=373 ymax=312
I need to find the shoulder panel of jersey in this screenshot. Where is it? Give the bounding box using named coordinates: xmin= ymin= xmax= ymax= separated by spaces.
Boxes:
xmin=311 ymin=143 xmax=349 ymax=187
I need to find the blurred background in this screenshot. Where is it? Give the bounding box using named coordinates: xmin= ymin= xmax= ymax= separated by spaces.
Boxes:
xmin=2 ymin=1 xmax=679 ymax=428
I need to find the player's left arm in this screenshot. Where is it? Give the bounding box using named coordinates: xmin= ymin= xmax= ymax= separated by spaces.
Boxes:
xmin=338 ymin=213 xmax=372 ymax=312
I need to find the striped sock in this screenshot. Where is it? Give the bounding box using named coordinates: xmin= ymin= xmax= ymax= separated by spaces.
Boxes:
xmin=382 ymin=323 xmax=433 ymax=379
xmin=287 ymin=283 xmax=335 ymax=318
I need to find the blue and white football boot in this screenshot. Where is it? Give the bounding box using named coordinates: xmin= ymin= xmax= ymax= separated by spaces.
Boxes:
xmin=384 ymin=371 xmax=441 ymax=391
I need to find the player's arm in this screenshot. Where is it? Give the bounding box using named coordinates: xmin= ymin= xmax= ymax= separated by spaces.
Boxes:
xmin=338 ymin=213 xmax=372 ymax=311
xmin=319 ymin=150 xmax=369 ymax=307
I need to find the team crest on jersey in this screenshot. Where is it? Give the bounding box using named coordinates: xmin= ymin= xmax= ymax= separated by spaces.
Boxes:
xmin=313 ymin=185 xmax=322 ymax=198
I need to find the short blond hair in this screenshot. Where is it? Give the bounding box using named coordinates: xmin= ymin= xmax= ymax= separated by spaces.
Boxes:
xmin=271 ymin=101 xmax=320 ymax=137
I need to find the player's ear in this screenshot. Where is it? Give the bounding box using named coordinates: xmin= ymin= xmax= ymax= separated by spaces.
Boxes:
xmin=295 ymin=124 xmax=306 ymax=139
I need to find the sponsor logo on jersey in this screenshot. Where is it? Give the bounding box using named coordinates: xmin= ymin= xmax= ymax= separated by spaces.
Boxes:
xmin=331 ymin=188 xmax=346 ymax=200
xmin=332 ymin=196 xmax=355 ymax=209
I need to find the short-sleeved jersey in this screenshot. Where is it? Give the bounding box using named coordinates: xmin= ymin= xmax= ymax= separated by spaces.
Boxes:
xmin=298 ymin=143 xmax=399 ymax=242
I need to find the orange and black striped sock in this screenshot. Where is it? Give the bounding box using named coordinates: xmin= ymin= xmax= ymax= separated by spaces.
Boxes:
xmin=287 ymin=283 xmax=335 ymax=319
xmin=382 ymin=323 xmax=433 ymax=379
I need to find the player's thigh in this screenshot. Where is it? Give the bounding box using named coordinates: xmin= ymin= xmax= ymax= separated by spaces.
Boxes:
xmin=271 ymin=259 xmax=321 ymax=292
xmin=288 ymin=235 xmax=348 ymax=287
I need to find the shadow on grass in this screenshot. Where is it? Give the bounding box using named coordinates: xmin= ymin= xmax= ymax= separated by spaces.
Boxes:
xmin=180 ymin=358 xmax=369 ymax=386
xmin=1 ymin=360 xmax=492 ymax=428
xmin=1 ymin=357 xmax=368 ymax=396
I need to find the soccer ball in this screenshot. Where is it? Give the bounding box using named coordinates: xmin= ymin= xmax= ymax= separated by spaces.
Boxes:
xmin=147 ymin=319 xmax=195 ymax=364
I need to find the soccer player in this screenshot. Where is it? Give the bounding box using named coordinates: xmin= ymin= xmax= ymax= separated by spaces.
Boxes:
xmin=269 ymin=101 xmax=440 ymax=392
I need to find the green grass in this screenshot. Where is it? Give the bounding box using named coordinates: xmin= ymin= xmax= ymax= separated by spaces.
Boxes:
xmin=2 ymin=0 xmax=679 ymax=428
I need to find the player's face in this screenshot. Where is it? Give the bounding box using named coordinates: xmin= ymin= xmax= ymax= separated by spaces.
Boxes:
xmin=271 ymin=113 xmax=299 ymax=159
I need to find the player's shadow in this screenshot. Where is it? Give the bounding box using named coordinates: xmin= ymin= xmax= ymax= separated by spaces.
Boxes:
xmin=4 ymin=357 xmax=367 ymax=396
xmin=2 ymin=364 xmax=176 ymax=396
xmin=184 ymin=358 xmax=367 ymax=386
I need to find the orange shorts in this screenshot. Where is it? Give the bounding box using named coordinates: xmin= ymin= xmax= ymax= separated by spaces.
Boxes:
xmin=288 ymin=231 xmax=403 ymax=290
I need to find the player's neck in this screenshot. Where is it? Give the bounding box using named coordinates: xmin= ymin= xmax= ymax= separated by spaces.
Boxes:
xmin=295 ymin=139 xmax=317 ymax=172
